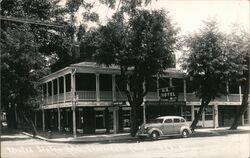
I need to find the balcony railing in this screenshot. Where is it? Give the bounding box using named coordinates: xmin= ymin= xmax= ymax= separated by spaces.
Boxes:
xmin=100 ymin=91 xmax=112 ymax=101
xmin=77 ymin=91 xmax=96 ymax=101
xmin=43 ymin=91 xmax=241 ymax=105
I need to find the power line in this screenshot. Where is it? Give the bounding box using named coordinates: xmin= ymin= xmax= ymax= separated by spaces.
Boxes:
xmin=0 ymin=15 xmax=65 ymax=28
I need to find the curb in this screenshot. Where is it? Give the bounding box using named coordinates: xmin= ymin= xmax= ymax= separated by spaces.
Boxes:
xmin=21 ymin=132 xmax=136 ymax=143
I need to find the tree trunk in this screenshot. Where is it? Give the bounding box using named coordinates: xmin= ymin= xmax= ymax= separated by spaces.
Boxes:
xmin=190 ymin=99 xmax=211 ymax=131
xmin=230 ymin=60 xmax=249 ymax=130
xmin=22 ymin=111 xmax=37 ymax=137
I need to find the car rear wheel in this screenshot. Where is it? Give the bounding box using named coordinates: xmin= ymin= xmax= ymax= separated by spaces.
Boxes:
xmin=182 ymin=129 xmax=189 ymax=138
xmin=150 ymin=131 xmax=159 ymax=140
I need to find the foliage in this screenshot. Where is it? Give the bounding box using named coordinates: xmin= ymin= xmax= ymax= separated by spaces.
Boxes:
xmin=94 ymin=8 xmax=178 ymax=136
xmin=181 ymin=20 xmax=247 ymax=130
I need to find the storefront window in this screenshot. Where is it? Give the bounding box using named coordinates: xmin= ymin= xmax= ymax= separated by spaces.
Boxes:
xmin=123 ymin=110 xmax=131 ymax=128
xmin=95 ymin=111 xmax=105 ymax=129
xmin=205 ymin=106 xmax=213 ymax=120
xmin=183 ymin=106 xmax=192 ymax=121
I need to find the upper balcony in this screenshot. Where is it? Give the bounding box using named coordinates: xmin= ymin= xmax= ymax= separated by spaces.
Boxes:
xmin=43 ymin=91 xmax=241 ymax=105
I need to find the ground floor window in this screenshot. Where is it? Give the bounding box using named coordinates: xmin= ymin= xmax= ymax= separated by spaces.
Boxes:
xmin=95 ymin=110 xmax=105 ymax=129
xmin=183 ymin=106 xmax=192 ymax=121
xmin=205 ymin=106 xmax=213 ymax=120
xmin=122 ymin=110 xmax=131 ymax=128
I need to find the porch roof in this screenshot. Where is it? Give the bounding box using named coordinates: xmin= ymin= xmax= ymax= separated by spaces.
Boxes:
xmin=38 ymin=62 xmax=186 ymax=84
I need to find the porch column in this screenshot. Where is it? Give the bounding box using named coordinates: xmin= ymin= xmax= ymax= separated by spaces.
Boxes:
xmin=213 ymin=104 xmax=218 ymax=128
xmin=180 ymin=106 xmax=183 ymax=117
xmin=46 ymin=82 xmax=49 ymax=104
xmin=71 ymin=70 xmax=77 ymax=137
xmin=169 ymin=78 xmax=173 ymax=87
xmin=143 ymin=102 xmax=146 ymax=124
xmin=58 ymin=107 xmax=61 ymax=132
xmin=42 ymin=109 xmax=45 ymax=131
xmin=57 ymin=78 xmax=60 ymax=103
xmin=191 ymin=105 xmax=195 ymax=121
xmin=143 ymin=80 xmax=146 ymax=124
xmin=112 ymin=74 xmax=116 ymax=101
xmin=96 ymin=73 xmax=100 ymax=101
xmin=41 ymin=85 xmax=44 ymax=104
xmin=72 ymin=106 xmax=76 ymax=137
xmin=113 ymin=108 xmax=118 ymax=134
xmin=34 ymin=111 xmax=37 ymax=127
xmin=52 ymin=81 xmax=54 ymax=104
xmin=63 ymin=76 xmax=66 ymax=103
xmin=239 ymin=85 xmax=242 ymax=103
xmin=157 ymin=75 xmax=160 ymax=100
xmin=226 ymin=82 xmax=229 ymax=102
xmin=183 ymin=79 xmax=187 ymax=101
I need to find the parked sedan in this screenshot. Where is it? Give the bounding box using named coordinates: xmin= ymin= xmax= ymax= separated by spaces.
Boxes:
xmin=137 ymin=116 xmax=192 ymax=140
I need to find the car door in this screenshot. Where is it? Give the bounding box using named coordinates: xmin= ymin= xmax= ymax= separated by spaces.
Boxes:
xmin=162 ymin=118 xmax=174 ymax=135
xmin=173 ymin=118 xmax=182 ymax=134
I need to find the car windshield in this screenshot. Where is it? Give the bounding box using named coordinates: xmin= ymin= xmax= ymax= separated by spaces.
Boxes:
xmin=149 ymin=118 xmax=163 ymax=123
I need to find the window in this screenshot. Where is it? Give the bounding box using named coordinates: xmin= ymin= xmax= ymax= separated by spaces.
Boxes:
xmin=122 ymin=110 xmax=131 ymax=128
xmin=95 ymin=111 xmax=105 ymax=129
xmin=150 ymin=118 xmax=163 ymax=123
xmin=180 ymin=119 xmax=185 ymax=122
xmin=205 ymin=106 xmax=213 ymax=120
xmin=183 ymin=106 xmax=192 ymax=121
xmin=174 ymin=118 xmax=180 ymax=123
xmin=164 ymin=119 xmax=172 ymax=123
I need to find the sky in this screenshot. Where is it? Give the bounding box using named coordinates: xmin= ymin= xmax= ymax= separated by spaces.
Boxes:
xmin=85 ymin=0 xmax=250 ymax=35
xmin=79 ymin=0 xmax=250 ymax=68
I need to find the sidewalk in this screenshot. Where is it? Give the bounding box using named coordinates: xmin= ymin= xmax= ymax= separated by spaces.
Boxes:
xmin=22 ymin=126 xmax=250 ymax=143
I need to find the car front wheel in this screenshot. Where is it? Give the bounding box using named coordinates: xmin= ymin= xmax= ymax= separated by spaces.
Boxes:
xmin=182 ymin=129 xmax=189 ymax=138
xmin=150 ymin=131 xmax=159 ymax=140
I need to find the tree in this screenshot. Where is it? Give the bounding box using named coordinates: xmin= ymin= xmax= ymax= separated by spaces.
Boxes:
xmin=181 ymin=20 xmax=246 ymax=131
xmin=228 ymin=30 xmax=250 ymax=130
xmin=94 ymin=9 xmax=178 ymax=136
xmin=1 ymin=0 xmax=56 ymax=129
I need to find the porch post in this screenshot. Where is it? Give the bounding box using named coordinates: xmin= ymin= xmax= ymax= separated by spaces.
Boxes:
xmin=96 ymin=73 xmax=100 ymax=101
xmin=63 ymin=76 xmax=66 ymax=103
xmin=34 ymin=111 xmax=37 ymax=127
xmin=58 ymin=107 xmax=61 ymax=132
xmin=46 ymin=82 xmax=49 ymax=104
xmin=183 ymin=79 xmax=187 ymax=101
xmin=72 ymin=106 xmax=76 ymax=137
xmin=143 ymin=80 xmax=146 ymax=124
xmin=191 ymin=105 xmax=195 ymax=121
xmin=42 ymin=109 xmax=45 ymax=131
xmin=239 ymin=85 xmax=242 ymax=103
xmin=113 ymin=109 xmax=118 ymax=134
xmin=57 ymin=78 xmax=60 ymax=103
xmin=226 ymin=82 xmax=229 ymax=102
xmin=169 ymin=78 xmax=173 ymax=87
xmin=52 ymin=80 xmax=54 ymax=104
xmin=71 ymin=70 xmax=77 ymax=137
xmin=157 ymin=75 xmax=160 ymax=100
xmin=213 ymin=104 xmax=218 ymax=128
xmin=112 ymin=74 xmax=116 ymax=101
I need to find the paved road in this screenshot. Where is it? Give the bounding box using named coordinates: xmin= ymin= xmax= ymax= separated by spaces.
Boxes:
xmin=1 ymin=133 xmax=250 ymax=158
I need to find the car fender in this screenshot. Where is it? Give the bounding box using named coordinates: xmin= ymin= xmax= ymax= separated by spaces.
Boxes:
xmin=148 ymin=128 xmax=164 ymax=136
xmin=180 ymin=126 xmax=192 ymax=134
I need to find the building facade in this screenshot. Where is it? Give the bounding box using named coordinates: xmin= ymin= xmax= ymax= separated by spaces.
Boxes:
xmin=35 ymin=62 xmax=249 ymax=136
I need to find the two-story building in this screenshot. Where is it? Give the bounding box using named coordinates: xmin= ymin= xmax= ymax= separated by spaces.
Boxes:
xmin=34 ymin=62 xmax=249 ymax=136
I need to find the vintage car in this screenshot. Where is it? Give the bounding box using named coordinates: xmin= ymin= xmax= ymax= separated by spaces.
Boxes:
xmin=137 ymin=116 xmax=192 ymax=140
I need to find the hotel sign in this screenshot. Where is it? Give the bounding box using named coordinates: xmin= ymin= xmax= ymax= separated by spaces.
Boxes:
xmin=159 ymin=86 xmax=178 ymax=101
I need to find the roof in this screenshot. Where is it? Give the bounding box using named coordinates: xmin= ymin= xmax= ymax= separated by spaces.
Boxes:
xmin=156 ymin=116 xmax=184 ymax=119
xmin=38 ymin=61 xmax=186 ymax=84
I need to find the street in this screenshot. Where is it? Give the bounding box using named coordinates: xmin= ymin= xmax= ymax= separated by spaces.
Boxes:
xmin=1 ymin=133 xmax=249 ymax=158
